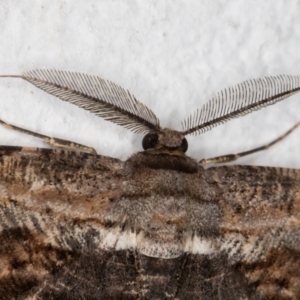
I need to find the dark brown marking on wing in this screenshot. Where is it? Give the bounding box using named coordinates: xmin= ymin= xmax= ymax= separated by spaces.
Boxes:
xmin=26 ymin=251 xmax=259 ymax=299
xmin=241 ymin=247 xmax=300 ymax=299
xmin=209 ymin=165 xmax=300 ymax=299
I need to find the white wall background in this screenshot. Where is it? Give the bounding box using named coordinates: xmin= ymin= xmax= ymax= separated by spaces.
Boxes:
xmin=0 ymin=0 xmax=300 ymax=168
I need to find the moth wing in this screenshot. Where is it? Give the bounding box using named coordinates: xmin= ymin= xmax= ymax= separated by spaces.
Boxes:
xmin=208 ymin=165 xmax=300 ymax=299
xmin=0 ymin=146 xmax=124 ymax=299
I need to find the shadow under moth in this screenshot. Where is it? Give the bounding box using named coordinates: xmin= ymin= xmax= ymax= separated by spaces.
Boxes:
xmin=0 ymin=70 xmax=300 ymax=299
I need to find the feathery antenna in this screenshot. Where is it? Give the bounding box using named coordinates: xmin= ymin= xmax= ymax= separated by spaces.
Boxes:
xmin=182 ymin=75 xmax=300 ymax=136
xmin=2 ymin=72 xmax=300 ymax=138
xmin=0 ymin=70 xmax=161 ymax=134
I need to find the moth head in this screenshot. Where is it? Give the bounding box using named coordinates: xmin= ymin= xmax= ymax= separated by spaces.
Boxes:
xmin=142 ymin=128 xmax=188 ymax=155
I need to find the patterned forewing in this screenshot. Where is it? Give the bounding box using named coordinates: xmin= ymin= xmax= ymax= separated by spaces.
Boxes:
xmin=0 ymin=147 xmax=124 ymax=299
xmin=209 ymin=165 xmax=300 ymax=299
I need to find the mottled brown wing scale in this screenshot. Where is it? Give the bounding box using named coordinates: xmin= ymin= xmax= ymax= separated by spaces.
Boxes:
xmin=0 ymin=147 xmax=122 ymax=299
xmin=211 ymin=166 xmax=300 ymax=299
xmin=1 ymin=146 xmax=300 ymax=299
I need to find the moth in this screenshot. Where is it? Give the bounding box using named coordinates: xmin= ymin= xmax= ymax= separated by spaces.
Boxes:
xmin=0 ymin=71 xmax=300 ymax=300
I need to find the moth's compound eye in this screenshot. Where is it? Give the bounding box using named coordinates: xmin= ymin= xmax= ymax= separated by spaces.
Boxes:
xmin=142 ymin=133 xmax=158 ymax=150
xmin=180 ymin=138 xmax=188 ymax=152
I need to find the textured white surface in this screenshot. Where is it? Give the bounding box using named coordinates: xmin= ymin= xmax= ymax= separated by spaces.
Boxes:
xmin=0 ymin=1 xmax=300 ymax=168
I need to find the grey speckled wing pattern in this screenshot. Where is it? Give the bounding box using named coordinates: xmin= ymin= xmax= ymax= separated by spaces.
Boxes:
xmin=0 ymin=71 xmax=300 ymax=299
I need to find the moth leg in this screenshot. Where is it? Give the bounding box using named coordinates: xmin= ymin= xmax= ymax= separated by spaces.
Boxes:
xmin=0 ymin=118 xmax=97 ymax=154
xmin=199 ymin=121 xmax=300 ymax=167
